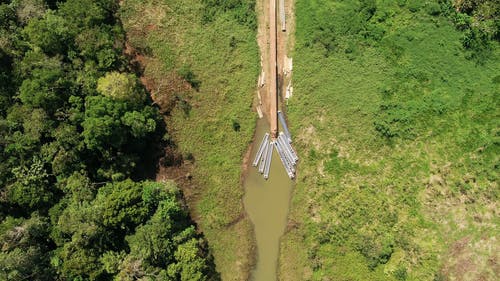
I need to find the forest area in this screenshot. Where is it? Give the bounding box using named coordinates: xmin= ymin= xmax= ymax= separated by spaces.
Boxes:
xmin=0 ymin=0 xmax=219 ymax=280
xmin=280 ymin=0 xmax=499 ymax=280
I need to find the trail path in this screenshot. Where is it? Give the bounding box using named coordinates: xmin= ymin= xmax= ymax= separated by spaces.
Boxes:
xmin=256 ymin=0 xmax=294 ymax=130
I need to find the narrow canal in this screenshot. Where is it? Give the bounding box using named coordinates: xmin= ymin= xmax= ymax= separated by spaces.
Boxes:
xmin=243 ymin=117 xmax=294 ymax=281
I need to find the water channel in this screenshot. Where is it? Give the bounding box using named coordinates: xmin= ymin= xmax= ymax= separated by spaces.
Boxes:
xmin=243 ymin=117 xmax=294 ymax=281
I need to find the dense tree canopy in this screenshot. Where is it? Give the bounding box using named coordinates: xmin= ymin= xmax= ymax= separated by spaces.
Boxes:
xmin=0 ymin=0 xmax=217 ymax=280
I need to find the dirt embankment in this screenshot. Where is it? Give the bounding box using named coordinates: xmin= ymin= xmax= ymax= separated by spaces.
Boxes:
xmin=124 ymin=40 xmax=203 ymax=205
xmin=256 ymin=0 xmax=294 ymax=126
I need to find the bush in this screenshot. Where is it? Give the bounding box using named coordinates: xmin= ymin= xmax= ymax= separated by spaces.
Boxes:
xmin=359 ymin=234 xmax=395 ymax=269
xmin=363 ymin=23 xmax=386 ymax=41
xmin=394 ymin=266 xmax=408 ymax=281
xmin=306 ymin=0 xmax=382 ymax=56
xmin=453 ymin=12 xmax=472 ymax=30
xmin=374 ymin=103 xmax=416 ymax=139
xmin=178 ymin=65 xmax=201 ymax=91
xmin=462 ymin=26 xmax=492 ymax=62
xmin=407 ymin=0 xmax=421 ymax=13
xmin=232 ymin=120 xmax=240 ymax=131
xmin=179 ymin=99 xmax=192 ymax=116
xmin=201 ymin=0 xmax=256 ymax=29
xmin=445 ymin=0 xmax=498 ymax=62
xmin=426 ymin=2 xmax=442 ymax=16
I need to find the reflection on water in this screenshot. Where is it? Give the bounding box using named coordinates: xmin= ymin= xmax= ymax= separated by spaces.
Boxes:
xmin=243 ymin=118 xmax=294 ymax=281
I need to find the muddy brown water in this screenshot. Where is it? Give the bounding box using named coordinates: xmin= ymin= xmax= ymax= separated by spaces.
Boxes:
xmin=243 ymin=117 xmax=294 ymax=281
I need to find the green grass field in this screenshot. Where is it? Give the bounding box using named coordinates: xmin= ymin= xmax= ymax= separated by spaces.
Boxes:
xmin=280 ymin=0 xmax=499 ymax=280
xmin=120 ymin=0 xmax=259 ymax=279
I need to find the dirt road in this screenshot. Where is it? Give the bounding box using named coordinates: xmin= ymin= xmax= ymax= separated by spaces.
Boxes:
xmin=256 ymin=0 xmax=294 ymax=138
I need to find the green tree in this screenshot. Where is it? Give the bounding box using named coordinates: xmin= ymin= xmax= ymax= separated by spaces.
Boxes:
xmin=94 ymin=180 xmax=150 ymax=232
xmin=23 ymin=108 xmax=51 ymax=142
xmin=75 ymin=26 xmax=118 ymax=70
xmin=0 ymin=1 xmax=216 ymax=280
xmin=0 ymin=47 xmax=14 ymax=113
xmin=168 ymin=238 xmax=211 ymax=281
xmin=121 ymin=109 xmax=157 ymax=138
xmin=7 ymin=157 xmax=53 ymax=211
xmin=14 ymin=0 xmax=47 ymax=25
xmin=81 ymin=94 xmax=159 ymax=178
xmin=0 ymin=215 xmax=54 ymax=281
xmin=97 ymin=72 xmax=144 ymax=104
xmin=49 ymin=124 xmax=84 ymax=177
xmin=57 ymin=242 xmax=105 ymax=280
xmin=0 ymin=4 xmax=16 ymax=29
xmin=120 ymin=182 xmax=216 ymax=280
xmin=125 ymin=200 xmax=187 ymax=268
xmin=82 ymin=95 xmax=128 ymax=151
xmin=58 ymin=0 xmax=108 ymax=29
xmin=18 ymin=49 xmax=62 ymax=78
xmin=22 ymin=11 xmax=72 ymax=55
xmin=18 ymin=64 xmax=69 ymax=113
xmin=52 ymin=184 xmax=137 ymax=279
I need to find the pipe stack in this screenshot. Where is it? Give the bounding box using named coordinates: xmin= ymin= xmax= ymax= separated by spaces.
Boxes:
xmin=252 ymin=111 xmax=299 ymax=180
xmin=278 ymin=111 xmax=291 ymax=142
xmin=274 ymin=131 xmax=298 ymax=179
xmin=253 ymin=133 xmax=269 ymax=167
xmin=253 ymin=133 xmax=275 ymax=180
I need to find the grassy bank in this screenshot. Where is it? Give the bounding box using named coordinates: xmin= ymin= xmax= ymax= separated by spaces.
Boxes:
xmin=280 ymin=0 xmax=499 ymax=280
xmin=119 ymin=0 xmax=259 ymax=279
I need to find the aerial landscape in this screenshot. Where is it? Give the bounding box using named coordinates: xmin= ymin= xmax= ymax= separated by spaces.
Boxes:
xmin=0 ymin=0 xmax=498 ymax=280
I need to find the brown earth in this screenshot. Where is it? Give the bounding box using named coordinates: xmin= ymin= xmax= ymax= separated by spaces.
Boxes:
xmin=256 ymin=0 xmax=292 ymax=131
xmin=124 ymin=40 xmax=202 ymax=208
xmin=256 ymin=0 xmax=271 ymax=120
xmin=440 ymin=235 xmax=500 ymax=281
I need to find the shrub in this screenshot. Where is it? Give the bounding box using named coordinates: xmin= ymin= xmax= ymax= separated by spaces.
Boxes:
xmin=178 ymin=99 xmax=192 ymax=116
xmin=453 ymin=12 xmax=472 ymax=30
xmin=426 ymin=2 xmax=442 ymax=16
xmin=394 ymin=266 xmax=408 ymax=281
xmin=232 ymin=120 xmax=240 ymax=131
xmin=363 ymin=23 xmax=386 ymax=41
xmin=462 ymin=26 xmax=492 ymax=62
xmin=407 ymin=0 xmax=422 ymax=13
xmin=201 ymin=0 xmax=256 ymax=29
xmin=178 ymin=65 xmax=201 ymax=91
xmin=374 ymin=103 xmax=416 ymax=139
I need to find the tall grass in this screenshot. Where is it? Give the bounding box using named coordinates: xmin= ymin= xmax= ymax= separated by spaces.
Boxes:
xmin=280 ymin=0 xmax=499 ymax=280
xmin=120 ymin=0 xmax=259 ymax=279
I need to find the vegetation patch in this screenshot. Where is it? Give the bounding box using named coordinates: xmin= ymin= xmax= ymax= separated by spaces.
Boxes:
xmin=119 ymin=0 xmax=259 ymax=279
xmin=280 ymin=0 xmax=499 ymax=280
